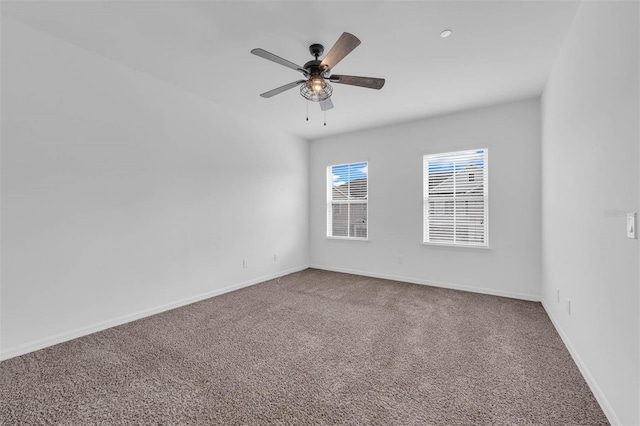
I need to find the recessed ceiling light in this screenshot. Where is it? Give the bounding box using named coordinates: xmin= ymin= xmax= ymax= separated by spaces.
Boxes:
xmin=440 ymin=29 xmax=452 ymax=38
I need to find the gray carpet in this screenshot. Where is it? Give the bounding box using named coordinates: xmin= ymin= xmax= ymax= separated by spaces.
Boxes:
xmin=1 ymin=268 xmax=608 ymax=425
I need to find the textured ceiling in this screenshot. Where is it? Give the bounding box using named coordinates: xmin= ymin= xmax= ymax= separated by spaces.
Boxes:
xmin=1 ymin=1 xmax=580 ymax=140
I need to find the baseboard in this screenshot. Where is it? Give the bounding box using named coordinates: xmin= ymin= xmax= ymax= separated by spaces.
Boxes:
xmin=309 ymin=264 xmax=541 ymax=302
xmin=0 ymin=265 xmax=309 ymax=361
xmin=541 ymin=299 xmax=621 ymax=426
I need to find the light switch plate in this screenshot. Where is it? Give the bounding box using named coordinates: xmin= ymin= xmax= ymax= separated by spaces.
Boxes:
xmin=627 ymin=212 xmax=636 ymax=239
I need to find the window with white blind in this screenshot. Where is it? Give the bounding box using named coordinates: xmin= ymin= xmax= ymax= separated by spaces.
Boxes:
xmin=327 ymin=162 xmax=368 ymax=239
xmin=423 ymin=149 xmax=488 ymax=247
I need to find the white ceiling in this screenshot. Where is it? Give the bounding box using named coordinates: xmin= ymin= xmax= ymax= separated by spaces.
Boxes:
xmin=2 ymin=1 xmax=580 ymax=140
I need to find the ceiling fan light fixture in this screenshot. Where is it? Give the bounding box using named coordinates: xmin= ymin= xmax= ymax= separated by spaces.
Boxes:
xmin=300 ymin=76 xmax=333 ymax=102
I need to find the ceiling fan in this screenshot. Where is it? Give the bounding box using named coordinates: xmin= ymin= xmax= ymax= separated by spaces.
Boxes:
xmin=251 ymin=32 xmax=385 ymax=112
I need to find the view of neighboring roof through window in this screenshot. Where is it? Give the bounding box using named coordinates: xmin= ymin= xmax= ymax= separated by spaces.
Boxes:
xmin=327 ymin=162 xmax=368 ymax=239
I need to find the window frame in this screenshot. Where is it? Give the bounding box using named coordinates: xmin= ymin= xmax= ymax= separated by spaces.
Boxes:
xmin=326 ymin=162 xmax=369 ymax=240
xmin=423 ymin=149 xmax=489 ymax=248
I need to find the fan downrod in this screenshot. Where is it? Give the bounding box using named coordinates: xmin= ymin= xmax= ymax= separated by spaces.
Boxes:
xmin=309 ymin=44 xmax=324 ymax=59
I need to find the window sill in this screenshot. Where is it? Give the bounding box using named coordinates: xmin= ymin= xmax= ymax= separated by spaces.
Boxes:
xmin=421 ymin=242 xmax=491 ymax=250
xmin=326 ymin=236 xmax=370 ymax=242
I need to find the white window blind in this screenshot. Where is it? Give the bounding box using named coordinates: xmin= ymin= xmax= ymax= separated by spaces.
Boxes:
xmin=423 ymin=149 xmax=488 ymax=247
xmin=327 ymin=162 xmax=368 ymax=239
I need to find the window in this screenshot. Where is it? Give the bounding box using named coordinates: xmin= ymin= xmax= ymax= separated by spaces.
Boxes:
xmin=423 ymin=149 xmax=488 ymax=247
xmin=327 ymin=162 xmax=368 ymax=239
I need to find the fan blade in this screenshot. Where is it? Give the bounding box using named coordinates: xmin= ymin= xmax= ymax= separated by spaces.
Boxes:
xmin=251 ymin=48 xmax=306 ymax=74
xmin=259 ymin=80 xmax=306 ymax=98
xmin=319 ymin=98 xmax=334 ymax=111
xmin=320 ymin=32 xmax=361 ymax=71
xmin=329 ymin=75 xmax=385 ymax=90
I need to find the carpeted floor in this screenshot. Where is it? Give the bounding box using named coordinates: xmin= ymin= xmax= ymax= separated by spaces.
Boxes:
xmin=1 ymin=268 xmax=608 ymax=425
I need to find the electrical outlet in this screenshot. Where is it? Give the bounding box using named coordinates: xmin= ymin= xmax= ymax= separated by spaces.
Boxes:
xmin=243 ymin=259 xmax=248 ymax=268
xmin=397 ymin=256 xmax=403 ymax=264
xmin=557 ymin=289 xmax=560 ymax=303
xmin=567 ymin=299 xmax=571 ymax=316
xmin=627 ymin=212 xmax=636 ymax=239
xmin=273 ymin=254 xmax=278 ymax=262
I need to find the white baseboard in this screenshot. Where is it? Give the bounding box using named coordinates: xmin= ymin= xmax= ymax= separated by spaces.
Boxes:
xmin=541 ymin=299 xmax=621 ymax=426
xmin=0 ymin=265 xmax=309 ymax=361
xmin=309 ymin=264 xmax=541 ymax=302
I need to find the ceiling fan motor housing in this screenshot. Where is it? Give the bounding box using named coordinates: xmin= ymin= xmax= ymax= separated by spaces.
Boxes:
xmin=303 ymin=59 xmax=329 ymax=77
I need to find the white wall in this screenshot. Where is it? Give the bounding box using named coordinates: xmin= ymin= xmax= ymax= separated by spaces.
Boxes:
xmin=310 ymin=99 xmax=541 ymax=300
xmin=0 ymin=18 xmax=309 ymax=359
xmin=541 ymin=2 xmax=639 ymax=425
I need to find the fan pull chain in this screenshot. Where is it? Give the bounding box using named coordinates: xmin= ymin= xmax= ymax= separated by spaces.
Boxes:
xmin=306 ymin=101 xmax=309 ymax=122
xmin=324 ymin=110 xmax=326 ymax=126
